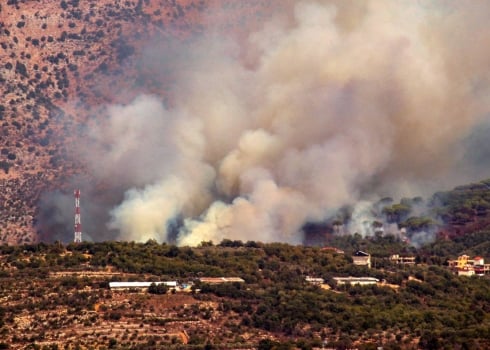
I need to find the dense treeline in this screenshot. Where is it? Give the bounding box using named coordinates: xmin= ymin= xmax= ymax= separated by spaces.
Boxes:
xmin=431 ymin=180 xmax=490 ymax=225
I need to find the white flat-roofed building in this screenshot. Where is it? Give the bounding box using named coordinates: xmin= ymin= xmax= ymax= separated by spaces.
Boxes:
xmin=321 ymin=246 xmax=345 ymax=254
xmin=390 ymin=254 xmax=416 ymax=265
xmin=109 ymin=281 xmax=177 ymax=290
xmin=305 ymin=276 xmax=324 ymax=285
xmin=199 ymin=277 xmax=245 ymax=284
xmin=333 ymin=277 xmax=379 ymax=286
xmin=457 ymin=267 xmax=475 ymax=277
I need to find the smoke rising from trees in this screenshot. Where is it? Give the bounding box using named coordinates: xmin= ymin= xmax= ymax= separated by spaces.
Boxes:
xmin=61 ymin=1 xmax=490 ymax=244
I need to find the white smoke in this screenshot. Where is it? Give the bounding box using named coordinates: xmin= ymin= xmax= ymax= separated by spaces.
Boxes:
xmin=82 ymin=0 xmax=490 ymax=245
xmin=347 ymin=201 xmax=377 ymax=237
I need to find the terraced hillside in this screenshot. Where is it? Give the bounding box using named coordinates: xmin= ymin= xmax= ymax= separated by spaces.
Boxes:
xmin=1 ymin=240 xmax=489 ymax=349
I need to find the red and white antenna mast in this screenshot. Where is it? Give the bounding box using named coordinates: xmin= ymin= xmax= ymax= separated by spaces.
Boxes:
xmin=74 ymin=189 xmax=82 ymax=243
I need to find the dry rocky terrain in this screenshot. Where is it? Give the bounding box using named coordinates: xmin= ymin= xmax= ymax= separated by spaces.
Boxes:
xmin=0 ymin=0 xmax=283 ymax=244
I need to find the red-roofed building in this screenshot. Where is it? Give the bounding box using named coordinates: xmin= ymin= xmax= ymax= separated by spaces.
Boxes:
xmin=473 ymin=256 xmax=484 ymax=265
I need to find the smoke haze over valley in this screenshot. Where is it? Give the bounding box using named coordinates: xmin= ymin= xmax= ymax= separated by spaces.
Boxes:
xmin=3 ymin=0 xmax=490 ymax=245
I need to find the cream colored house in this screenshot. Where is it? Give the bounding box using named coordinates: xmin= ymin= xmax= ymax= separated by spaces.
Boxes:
xmin=353 ymin=250 xmax=371 ymax=268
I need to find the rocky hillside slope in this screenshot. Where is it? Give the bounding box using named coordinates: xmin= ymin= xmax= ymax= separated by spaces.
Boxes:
xmin=0 ymin=0 xmax=282 ymax=244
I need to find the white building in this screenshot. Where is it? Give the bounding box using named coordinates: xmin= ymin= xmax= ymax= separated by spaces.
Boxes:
xmin=305 ymin=276 xmax=324 ymax=285
xmin=457 ymin=267 xmax=475 ymax=277
xmin=333 ymin=277 xmax=379 ymax=286
xmin=198 ymin=277 xmax=245 ymax=284
xmin=390 ymin=254 xmax=416 ymax=265
xmin=109 ymin=281 xmax=177 ymax=290
xmin=353 ymin=251 xmax=371 ymax=268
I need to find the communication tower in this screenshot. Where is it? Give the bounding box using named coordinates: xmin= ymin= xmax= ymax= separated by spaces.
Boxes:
xmin=74 ymin=189 xmax=82 ymax=243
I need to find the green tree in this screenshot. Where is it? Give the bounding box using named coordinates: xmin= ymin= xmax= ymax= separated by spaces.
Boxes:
xmin=148 ymin=282 xmax=168 ymax=295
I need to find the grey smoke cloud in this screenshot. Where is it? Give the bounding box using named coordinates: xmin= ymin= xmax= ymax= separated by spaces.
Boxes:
xmin=79 ymin=0 xmax=490 ymax=245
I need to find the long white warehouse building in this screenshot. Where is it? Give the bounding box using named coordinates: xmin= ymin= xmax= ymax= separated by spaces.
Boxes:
xmin=109 ymin=281 xmax=177 ymax=290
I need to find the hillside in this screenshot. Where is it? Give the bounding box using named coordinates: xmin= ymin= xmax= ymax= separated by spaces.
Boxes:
xmin=0 ymin=0 xmax=284 ymax=244
xmin=1 ymin=2 xmax=490 ymax=349
xmin=1 ymin=238 xmax=490 ymax=349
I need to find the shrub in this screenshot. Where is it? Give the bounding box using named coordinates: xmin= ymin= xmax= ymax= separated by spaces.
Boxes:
xmin=148 ymin=282 xmax=168 ymax=295
xmin=0 ymin=161 xmax=10 ymax=174
xmin=15 ymin=61 xmax=28 ymax=77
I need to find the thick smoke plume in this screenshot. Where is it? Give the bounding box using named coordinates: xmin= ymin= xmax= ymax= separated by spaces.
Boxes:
xmin=75 ymin=1 xmax=490 ymax=245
